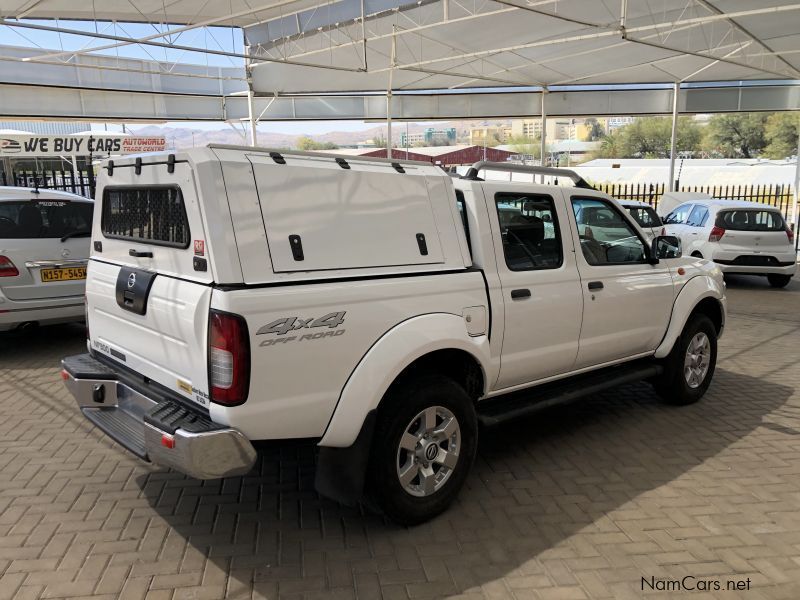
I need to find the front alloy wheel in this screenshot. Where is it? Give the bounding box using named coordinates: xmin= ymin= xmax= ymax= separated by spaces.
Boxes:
xmin=654 ymin=313 xmax=717 ymax=405
xmin=396 ymin=406 xmax=461 ymax=497
xmin=683 ymin=332 xmax=711 ymax=389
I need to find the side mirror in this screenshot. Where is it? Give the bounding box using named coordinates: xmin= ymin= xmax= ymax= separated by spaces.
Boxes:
xmin=652 ymin=235 xmax=682 ymax=261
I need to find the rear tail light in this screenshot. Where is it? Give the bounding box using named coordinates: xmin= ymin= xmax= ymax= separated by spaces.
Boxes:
xmin=208 ymin=310 xmax=250 ymax=406
xmin=660 ymin=227 xmax=666 ymax=236
xmin=708 ymin=226 xmax=725 ymax=242
xmin=0 ymin=256 xmax=18 ymax=277
xmin=786 ymin=226 xmax=794 ymax=245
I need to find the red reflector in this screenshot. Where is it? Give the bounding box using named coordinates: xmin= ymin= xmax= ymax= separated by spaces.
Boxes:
xmin=677 ymin=267 xmax=686 ymax=276
xmin=161 ymin=434 xmax=175 ymax=449
xmin=60 ymin=370 xmax=70 ymax=381
xmin=0 ymin=256 xmax=18 ymax=277
xmin=708 ymin=226 xmax=725 ymax=242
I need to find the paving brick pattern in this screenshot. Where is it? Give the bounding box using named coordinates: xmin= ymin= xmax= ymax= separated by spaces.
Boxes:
xmin=1 ymin=274 xmax=799 ymax=599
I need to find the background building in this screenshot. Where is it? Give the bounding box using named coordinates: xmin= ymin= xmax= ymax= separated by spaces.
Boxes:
xmin=400 ymin=127 xmax=456 ymax=147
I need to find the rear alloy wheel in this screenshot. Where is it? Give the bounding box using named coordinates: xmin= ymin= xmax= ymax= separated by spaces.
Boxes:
xmin=654 ymin=314 xmax=717 ymax=405
xmin=368 ymin=375 xmax=477 ymax=525
xmin=767 ymin=274 xmax=792 ymax=288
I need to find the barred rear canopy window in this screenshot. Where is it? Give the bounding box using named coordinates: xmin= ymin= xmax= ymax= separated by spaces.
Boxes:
xmin=102 ymin=187 xmax=190 ymax=248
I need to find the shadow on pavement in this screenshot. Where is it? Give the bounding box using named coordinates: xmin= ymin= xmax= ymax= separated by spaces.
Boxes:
xmin=137 ymin=368 xmax=792 ymax=597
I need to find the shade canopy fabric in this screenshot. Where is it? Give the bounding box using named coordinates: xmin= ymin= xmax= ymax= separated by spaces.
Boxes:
xmin=1 ymin=0 xmax=798 ymax=120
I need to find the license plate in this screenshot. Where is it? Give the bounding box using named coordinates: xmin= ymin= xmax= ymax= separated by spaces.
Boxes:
xmin=40 ymin=266 xmax=87 ymax=282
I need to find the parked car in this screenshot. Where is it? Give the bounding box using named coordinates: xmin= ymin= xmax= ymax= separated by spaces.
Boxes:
xmin=663 ymin=199 xmax=796 ymax=288
xmin=61 ymin=151 xmax=725 ymax=524
xmin=0 ymin=187 xmax=92 ymax=331
xmin=619 ymin=200 xmax=663 ymax=241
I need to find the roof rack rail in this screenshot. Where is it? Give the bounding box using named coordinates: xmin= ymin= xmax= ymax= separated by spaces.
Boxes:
xmin=462 ymin=161 xmax=593 ymax=189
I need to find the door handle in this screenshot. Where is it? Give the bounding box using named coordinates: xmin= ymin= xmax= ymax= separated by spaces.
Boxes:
xmin=510 ymin=288 xmax=531 ymax=299
xmin=129 ymin=249 xmax=153 ymax=258
xmin=587 ymin=281 xmax=604 ymax=291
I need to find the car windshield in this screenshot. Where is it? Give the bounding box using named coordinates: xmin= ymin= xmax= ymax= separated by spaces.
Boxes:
xmin=715 ymin=209 xmax=785 ymax=231
xmin=0 ymin=199 xmax=93 ymax=239
xmin=626 ymin=206 xmax=662 ymax=228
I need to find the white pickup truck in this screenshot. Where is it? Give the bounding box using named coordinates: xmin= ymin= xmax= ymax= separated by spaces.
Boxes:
xmin=62 ymin=148 xmax=726 ymax=524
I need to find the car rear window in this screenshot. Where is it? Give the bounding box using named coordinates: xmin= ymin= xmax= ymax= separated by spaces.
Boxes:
xmin=715 ymin=209 xmax=785 ymax=231
xmin=0 ymin=199 xmax=93 ymax=239
xmin=626 ymin=206 xmax=662 ymax=228
xmin=102 ymin=186 xmax=190 ymax=248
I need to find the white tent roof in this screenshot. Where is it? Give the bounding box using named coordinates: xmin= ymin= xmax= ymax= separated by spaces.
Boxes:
xmin=0 ymin=0 xmax=798 ymax=120
xmin=244 ymin=0 xmax=800 ymax=93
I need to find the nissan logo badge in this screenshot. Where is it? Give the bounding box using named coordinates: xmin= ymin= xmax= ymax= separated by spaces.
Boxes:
xmin=127 ymin=273 xmax=136 ymax=289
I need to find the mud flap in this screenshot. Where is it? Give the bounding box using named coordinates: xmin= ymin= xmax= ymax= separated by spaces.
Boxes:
xmin=314 ymin=410 xmax=376 ymax=505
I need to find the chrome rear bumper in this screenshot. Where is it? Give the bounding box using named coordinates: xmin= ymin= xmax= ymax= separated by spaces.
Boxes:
xmin=61 ymin=353 xmax=256 ymax=480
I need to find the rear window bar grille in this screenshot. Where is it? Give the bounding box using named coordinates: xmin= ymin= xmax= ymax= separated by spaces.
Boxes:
xmin=101 ymin=186 xmax=190 ymax=249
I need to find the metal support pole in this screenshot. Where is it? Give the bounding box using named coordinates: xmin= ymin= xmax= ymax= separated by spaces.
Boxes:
xmin=793 ymin=127 xmax=800 ymax=252
xmin=386 ymin=29 xmax=396 ymax=160
xmin=540 ymin=88 xmax=547 ymax=181
xmin=247 ymin=88 xmax=258 ymax=147
xmin=243 ymin=30 xmax=258 ymax=148
xmin=668 ymin=82 xmax=680 ymax=192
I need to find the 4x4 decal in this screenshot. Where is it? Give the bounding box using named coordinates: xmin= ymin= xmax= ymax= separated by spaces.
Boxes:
xmin=257 ymin=311 xmax=346 ymax=346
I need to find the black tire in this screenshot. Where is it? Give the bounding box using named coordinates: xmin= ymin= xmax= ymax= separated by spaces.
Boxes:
xmin=767 ymin=274 xmax=792 ymax=288
xmin=653 ymin=314 xmax=717 ymax=406
xmin=367 ymin=374 xmax=477 ymax=525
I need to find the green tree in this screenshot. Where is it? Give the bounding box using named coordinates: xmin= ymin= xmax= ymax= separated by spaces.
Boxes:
xmin=763 ymin=112 xmax=800 ymax=159
xmin=702 ymin=113 xmax=768 ymax=158
xmin=591 ymin=131 xmax=623 ymax=159
xmin=506 ymin=135 xmax=543 ymax=159
xmin=618 ymin=116 xmax=702 ymax=158
xmin=372 ymin=134 xmax=386 ymax=148
xmin=296 ymin=136 xmax=338 ymax=151
xmin=584 ymin=117 xmax=604 ymax=141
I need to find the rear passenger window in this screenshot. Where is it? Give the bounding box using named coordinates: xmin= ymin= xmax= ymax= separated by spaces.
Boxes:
xmin=102 ymin=187 xmax=190 ymax=248
xmin=495 ymin=193 xmax=562 ymax=271
xmin=687 ymin=205 xmax=709 ymax=227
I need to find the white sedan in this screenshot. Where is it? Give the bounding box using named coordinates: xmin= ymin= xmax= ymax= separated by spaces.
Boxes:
xmin=0 ymin=187 xmax=93 ymax=331
xmin=663 ymin=199 xmax=796 ymax=288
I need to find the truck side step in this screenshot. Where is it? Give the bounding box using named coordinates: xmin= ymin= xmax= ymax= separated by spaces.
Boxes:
xmin=477 ymin=361 xmax=663 ymax=426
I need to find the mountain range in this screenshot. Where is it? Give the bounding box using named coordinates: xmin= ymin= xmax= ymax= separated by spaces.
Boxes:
xmin=127 ymin=120 xmax=508 ymax=150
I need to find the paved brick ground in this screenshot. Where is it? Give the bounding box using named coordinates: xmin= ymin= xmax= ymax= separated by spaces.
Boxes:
xmin=1 ymin=274 xmax=799 ymax=600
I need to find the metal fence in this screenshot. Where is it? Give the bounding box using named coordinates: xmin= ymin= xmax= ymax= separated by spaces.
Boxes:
xmin=593 ymin=182 xmax=795 ymax=220
xmin=1 ymin=169 xmax=96 ymax=198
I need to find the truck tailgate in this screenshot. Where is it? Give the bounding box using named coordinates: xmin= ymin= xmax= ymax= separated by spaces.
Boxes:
xmin=87 ymin=259 xmax=212 ymax=409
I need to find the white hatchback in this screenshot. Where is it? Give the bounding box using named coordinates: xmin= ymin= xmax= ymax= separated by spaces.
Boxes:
xmin=663 ymin=199 xmax=796 ymax=288
xmin=0 ymin=187 xmax=93 ymax=331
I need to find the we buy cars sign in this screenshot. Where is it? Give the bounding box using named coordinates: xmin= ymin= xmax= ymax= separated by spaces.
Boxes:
xmin=0 ymin=135 xmax=166 ymax=157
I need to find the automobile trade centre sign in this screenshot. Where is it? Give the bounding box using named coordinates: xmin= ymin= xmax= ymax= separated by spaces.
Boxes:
xmin=0 ymin=134 xmax=166 ymax=156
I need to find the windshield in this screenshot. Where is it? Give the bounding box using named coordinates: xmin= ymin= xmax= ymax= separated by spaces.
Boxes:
xmin=0 ymin=199 xmax=93 ymax=239
xmin=626 ymin=206 xmax=662 ymax=228
xmin=715 ymin=209 xmax=785 ymax=231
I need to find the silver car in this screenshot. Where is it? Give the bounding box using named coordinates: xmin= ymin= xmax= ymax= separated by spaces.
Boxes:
xmin=0 ymin=187 xmax=92 ymax=331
